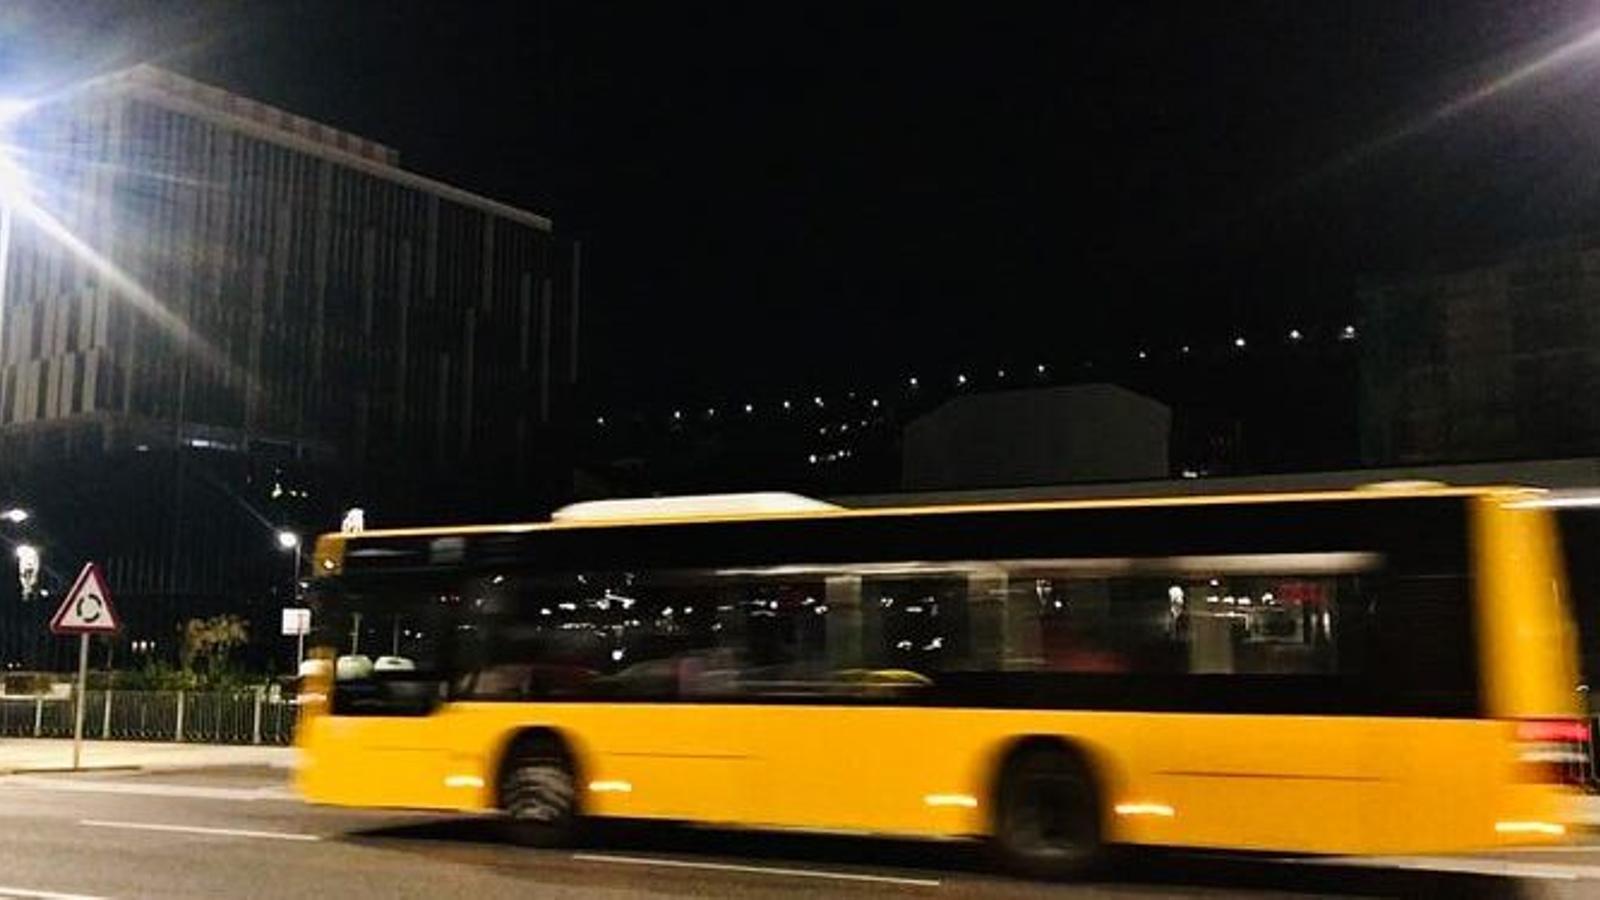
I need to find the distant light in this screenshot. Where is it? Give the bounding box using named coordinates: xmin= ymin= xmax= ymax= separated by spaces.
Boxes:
xmin=813 ymin=395 xmax=824 ymax=407
xmin=870 ymin=398 xmax=880 ymax=408
xmin=340 ymin=508 xmax=365 ymax=535
xmin=1035 ymin=364 xmax=1047 ymax=375
xmin=782 ymin=400 xmax=792 ymax=410
xmin=672 ymin=410 xmax=683 ymax=421
xmin=276 ymin=530 xmax=300 ymax=550
xmin=808 ymin=454 xmax=818 ymax=464
xmin=743 ymin=403 xmax=754 ymax=413
xmin=1341 ymin=324 xmax=1358 ymax=340
xmin=956 ymin=374 xmax=968 ymax=386
xmin=1233 ymin=337 xmax=1247 ymax=349
xmin=819 ymin=426 xmax=828 ymax=435
xmin=1181 ymin=469 xmax=1200 ymax=479
xmin=1137 ymin=350 xmax=1148 ymax=360
xmin=705 ymin=407 xmax=715 ymax=418
xmin=908 ymin=376 xmax=919 ymax=387
xmin=996 ymin=369 xmax=1006 ymax=379
xmin=0 ymin=508 xmax=27 ymax=524
xmin=1180 ymin=345 xmax=1191 ymax=355
xmin=1288 ymin=329 xmax=1303 ymax=341
xmin=595 ymin=416 xmax=606 ymax=426
xmin=840 ymin=423 xmax=849 ymax=433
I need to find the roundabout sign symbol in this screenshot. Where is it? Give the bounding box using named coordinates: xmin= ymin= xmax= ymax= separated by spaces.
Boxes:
xmin=49 ymin=562 xmax=119 ymax=635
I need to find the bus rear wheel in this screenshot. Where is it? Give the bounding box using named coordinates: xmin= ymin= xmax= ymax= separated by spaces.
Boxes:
xmin=991 ymin=744 xmax=1105 ymax=879
xmin=498 ymin=735 xmax=580 ymax=848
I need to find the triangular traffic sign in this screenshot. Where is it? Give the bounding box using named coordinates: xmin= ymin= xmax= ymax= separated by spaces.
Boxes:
xmin=50 ymin=563 xmax=120 ymax=635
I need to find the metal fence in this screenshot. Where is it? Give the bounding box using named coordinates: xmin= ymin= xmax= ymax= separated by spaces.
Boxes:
xmin=0 ymin=690 xmax=296 ymax=745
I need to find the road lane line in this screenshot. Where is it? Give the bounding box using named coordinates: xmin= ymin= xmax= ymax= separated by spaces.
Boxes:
xmin=1310 ymin=854 xmax=1600 ymax=881
xmin=78 ymin=820 xmax=320 ymax=842
xmin=571 ymin=853 xmax=941 ymax=887
xmin=2 ymin=777 xmax=293 ymax=802
xmin=1499 ymin=844 xmax=1600 ymax=854
xmin=0 ymin=887 xmax=110 ymax=900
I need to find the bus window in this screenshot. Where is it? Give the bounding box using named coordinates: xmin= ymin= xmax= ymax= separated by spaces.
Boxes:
xmin=311 ymin=579 xmax=454 ymax=716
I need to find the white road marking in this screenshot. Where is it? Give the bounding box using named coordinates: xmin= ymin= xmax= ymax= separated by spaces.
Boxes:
xmin=0 ymin=887 xmax=110 ymax=900
xmin=571 ymin=853 xmax=941 ymax=887
xmin=0 ymin=777 xmax=293 ymax=802
xmin=78 ymin=820 xmax=320 ymax=842
xmin=1315 ymin=854 xmax=1600 ymax=881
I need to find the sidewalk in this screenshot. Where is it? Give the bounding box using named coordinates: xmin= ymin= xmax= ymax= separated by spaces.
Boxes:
xmin=0 ymin=738 xmax=296 ymax=773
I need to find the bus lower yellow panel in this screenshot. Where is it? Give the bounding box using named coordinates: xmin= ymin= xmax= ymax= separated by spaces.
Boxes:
xmin=297 ymin=703 xmax=1570 ymax=855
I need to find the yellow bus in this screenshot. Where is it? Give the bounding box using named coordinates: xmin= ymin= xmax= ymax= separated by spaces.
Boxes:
xmin=295 ymin=486 xmax=1584 ymax=877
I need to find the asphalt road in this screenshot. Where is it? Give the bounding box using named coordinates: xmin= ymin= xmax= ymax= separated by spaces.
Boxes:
xmin=0 ymin=766 xmax=1595 ymax=899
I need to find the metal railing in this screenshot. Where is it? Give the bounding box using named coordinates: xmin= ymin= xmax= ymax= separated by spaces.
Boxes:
xmin=0 ymin=690 xmax=297 ymax=745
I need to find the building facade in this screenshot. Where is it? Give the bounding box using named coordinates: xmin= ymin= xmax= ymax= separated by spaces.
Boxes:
xmin=0 ymin=65 xmax=570 ymax=671
xmin=1360 ymin=237 xmax=1600 ymax=465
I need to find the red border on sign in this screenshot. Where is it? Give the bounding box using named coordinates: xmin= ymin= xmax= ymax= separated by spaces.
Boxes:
xmin=49 ymin=562 xmax=121 ymax=635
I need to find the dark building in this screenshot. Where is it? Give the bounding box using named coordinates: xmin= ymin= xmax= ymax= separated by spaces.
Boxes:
xmin=901 ymin=384 xmax=1170 ymax=490
xmin=0 ymin=66 xmax=570 ymax=671
xmin=1361 ymin=236 xmax=1600 ymax=465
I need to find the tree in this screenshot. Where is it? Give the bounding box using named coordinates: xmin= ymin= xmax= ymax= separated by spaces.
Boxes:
xmin=180 ymin=615 xmax=250 ymax=678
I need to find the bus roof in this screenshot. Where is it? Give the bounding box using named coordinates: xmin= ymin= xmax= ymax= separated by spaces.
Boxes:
xmin=321 ymin=483 xmax=1538 ymax=545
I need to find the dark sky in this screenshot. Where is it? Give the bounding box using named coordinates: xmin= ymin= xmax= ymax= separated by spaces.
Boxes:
xmin=7 ymin=1 xmax=1600 ymax=405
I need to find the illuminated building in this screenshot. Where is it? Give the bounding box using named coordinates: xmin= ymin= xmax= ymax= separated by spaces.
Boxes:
xmin=0 ymin=66 xmax=571 ymax=669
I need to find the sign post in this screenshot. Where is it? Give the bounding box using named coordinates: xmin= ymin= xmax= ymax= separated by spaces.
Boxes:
xmin=50 ymin=563 xmax=120 ymax=770
xmin=281 ymin=608 xmax=311 ymax=670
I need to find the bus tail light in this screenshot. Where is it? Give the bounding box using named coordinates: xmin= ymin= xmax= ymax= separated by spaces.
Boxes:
xmin=1514 ymin=718 xmax=1591 ymax=784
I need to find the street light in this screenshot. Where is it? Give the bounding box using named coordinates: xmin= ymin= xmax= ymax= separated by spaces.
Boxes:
xmin=1 ymin=508 xmax=27 ymax=524
xmin=14 ymin=543 xmax=38 ymax=600
xmin=276 ymin=530 xmax=302 ymax=600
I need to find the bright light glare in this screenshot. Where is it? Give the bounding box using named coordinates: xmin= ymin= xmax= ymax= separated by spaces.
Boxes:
xmin=0 ymin=508 xmax=27 ymax=524
xmin=276 ymin=530 xmax=300 ymax=550
xmin=0 ymin=99 xmax=36 ymax=128
xmin=0 ymin=88 xmax=245 ymax=393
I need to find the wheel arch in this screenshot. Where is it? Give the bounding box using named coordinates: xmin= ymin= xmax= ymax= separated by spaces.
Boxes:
xmin=984 ymin=734 xmax=1119 ymax=837
xmin=490 ymin=725 xmax=588 ymax=812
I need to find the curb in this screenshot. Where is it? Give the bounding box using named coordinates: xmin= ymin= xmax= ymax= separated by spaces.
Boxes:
xmin=0 ymin=764 xmax=143 ymax=775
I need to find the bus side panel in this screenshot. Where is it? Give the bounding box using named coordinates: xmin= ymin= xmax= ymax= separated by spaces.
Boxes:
xmin=299 ymin=700 xmax=1568 ymax=854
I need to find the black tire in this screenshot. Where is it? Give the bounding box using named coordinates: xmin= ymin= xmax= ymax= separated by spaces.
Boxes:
xmin=990 ymin=744 xmax=1105 ymax=880
xmin=498 ymin=735 xmax=580 ymax=848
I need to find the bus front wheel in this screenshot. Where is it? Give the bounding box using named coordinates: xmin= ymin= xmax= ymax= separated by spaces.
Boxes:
xmin=498 ymin=734 xmax=580 ymax=848
xmin=991 ymin=743 xmax=1105 ymax=879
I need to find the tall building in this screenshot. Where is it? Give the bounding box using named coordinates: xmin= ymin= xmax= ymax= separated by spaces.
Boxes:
xmin=1360 ymin=236 xmax=1600 ymax=464
xmin=0 ymin=65 xmax=571 ymax=671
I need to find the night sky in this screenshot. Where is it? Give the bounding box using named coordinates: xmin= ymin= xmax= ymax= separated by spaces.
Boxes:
xmin=7 ymin=1 xmax=1600 ymax=407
